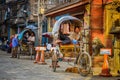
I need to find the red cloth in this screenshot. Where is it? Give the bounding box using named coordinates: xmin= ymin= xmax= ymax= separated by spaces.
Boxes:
xmin=9 ymin=42 xmax=12 ymax=48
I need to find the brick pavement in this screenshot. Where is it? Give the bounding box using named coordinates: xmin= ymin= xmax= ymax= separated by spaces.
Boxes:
xmin=0 ymin=50 xmax=120 ymax=80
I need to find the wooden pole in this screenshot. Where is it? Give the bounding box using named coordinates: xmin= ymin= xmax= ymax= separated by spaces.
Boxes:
xmin=38 ymin=0 xmax=40 ymax=45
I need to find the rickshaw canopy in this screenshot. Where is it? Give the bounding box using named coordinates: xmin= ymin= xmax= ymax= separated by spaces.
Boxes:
xmin=18 ymin=29 xmax=29 ymax=40
xmin=18 ymin=24 xmax=37 ymax=40
xmin=26 ymin=24 xmax=37 ymax=30
xmin=52 ymin=15 xmax=83 ymax=38
xmin=18 ymin=28 xmax=39 ymax=47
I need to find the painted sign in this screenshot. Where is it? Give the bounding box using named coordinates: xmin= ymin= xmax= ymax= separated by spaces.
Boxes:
xmin=100 ymin=48 xmax=111 ymax=55
xmin=35 ymin=47 xmax=46 ymax=51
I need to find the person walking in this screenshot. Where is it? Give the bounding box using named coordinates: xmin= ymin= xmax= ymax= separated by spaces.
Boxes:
xmin=11 ymin=34 xmax=19 ymax=58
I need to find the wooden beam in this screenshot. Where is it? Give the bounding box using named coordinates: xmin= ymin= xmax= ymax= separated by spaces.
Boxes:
xmin=45 ymin=0 xmax=89 ymax=16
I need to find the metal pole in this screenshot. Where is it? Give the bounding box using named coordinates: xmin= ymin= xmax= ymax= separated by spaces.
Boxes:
xmin=38 ymin=0 xmax=40 ymax=45
xmin=40 ymin=0 xmax=43 ymax=46
xmin=38 ymin=0 xmax=45 ymax=46
xmin=89 ymin=0 xmax=92 ymax=56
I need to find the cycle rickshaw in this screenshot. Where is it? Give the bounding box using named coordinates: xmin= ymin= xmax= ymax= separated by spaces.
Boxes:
xmin=51 ymin=16 xmax=92 ymax=76
xmin=17 ymin=26 xmax=38 ymax=60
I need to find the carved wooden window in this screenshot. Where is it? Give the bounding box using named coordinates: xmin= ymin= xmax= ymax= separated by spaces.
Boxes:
xmin=45 ymin=0 xmax=56 ymax=9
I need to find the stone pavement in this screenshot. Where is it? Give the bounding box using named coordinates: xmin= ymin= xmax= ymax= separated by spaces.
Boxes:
xmin=0 ymin=50 xmax=120 ymax=80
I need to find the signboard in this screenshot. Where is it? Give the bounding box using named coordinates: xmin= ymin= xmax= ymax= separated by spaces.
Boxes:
xmin=100 ymin=48 xmax=111 ymax=55
xmin=35 ymin=47 xmax=46 ymax=51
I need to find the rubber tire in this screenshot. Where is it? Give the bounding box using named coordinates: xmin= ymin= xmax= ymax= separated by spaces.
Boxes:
xmin=52 ymin=61 xmax=57 ymax=72
xmin=77 ymin=52 xmax=92 ymax=76
xmin=51 ymin=51 xmax=58 ymax=72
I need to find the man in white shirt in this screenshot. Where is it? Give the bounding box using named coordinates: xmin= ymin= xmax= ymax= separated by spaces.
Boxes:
xmin=28 ymin=33 xmax=35 ymax=45
xmin=27 ymin=33 xmax=35 ymax=56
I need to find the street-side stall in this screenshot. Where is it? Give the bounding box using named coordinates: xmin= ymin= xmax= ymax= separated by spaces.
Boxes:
xmin=17 ymin=25 xmax=38 ymax=60
xmin=51 ymin=15 xmax=92 ymax=76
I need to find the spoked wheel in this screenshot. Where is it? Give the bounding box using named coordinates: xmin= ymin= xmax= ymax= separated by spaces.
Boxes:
xmin=52 ymin=61 xmax=57 ymax=72
xmin=51 ymin=51 xmax=58 ymax=72
xmin=77 ymin=52 xmax=92 ymax=76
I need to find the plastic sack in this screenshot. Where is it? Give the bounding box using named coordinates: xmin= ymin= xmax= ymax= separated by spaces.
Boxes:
xmin=72 ymin=39 xmax=78 ymax=44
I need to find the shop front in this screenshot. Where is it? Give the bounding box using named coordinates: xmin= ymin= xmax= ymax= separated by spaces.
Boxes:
xmin=105 ymin=0 xmax=120 ymax=76
xmin=45 ymin=0 xmax=88 ymax=31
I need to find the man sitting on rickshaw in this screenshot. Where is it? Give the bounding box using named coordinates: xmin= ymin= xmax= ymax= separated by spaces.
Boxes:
xmin=56 ymin=26 xmax=82 ymax=45
xmin=69 ymin=26 xmax=82 ymax=44
xmin=28 ymin=33 xmax=35 ymax=45
xmin=69 ymin=26 xmax=82 ymax=63
xmin=22 ymin=32 xmax=29 ymax=44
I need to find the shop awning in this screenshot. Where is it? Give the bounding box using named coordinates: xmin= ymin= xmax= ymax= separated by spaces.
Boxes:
xmin=45 ymin=0 xmax=89 ymax=16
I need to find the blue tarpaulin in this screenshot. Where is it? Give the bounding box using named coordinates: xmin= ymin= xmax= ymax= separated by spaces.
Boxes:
xmin=26 ymin=25 xmax=37 ymax=30
xmin=18 ymin=29 xmax=28 ymax=40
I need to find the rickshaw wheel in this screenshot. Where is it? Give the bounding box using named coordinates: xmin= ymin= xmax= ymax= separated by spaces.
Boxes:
xmin=29 ymin=46 xmax=35 ymax=60
xmin=52 ymin=61 xmax=57 ymax=72
xmin=51 ymin=51 xmax=58 ymax=72
xmin=77 ymin=52 xmax=92 ymax=76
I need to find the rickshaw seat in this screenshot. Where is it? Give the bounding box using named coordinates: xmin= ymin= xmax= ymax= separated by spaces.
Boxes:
xmin=60 ymin=44 xmax=79 ymax=50
xmin=59 ymin=44 xmax=75 ymax=54
xmin=22 ymin=44 xmax=28 ymax=47
xmin=60 ymin=44 xmax=74 ymax=49
xmin=60 ymin=44 xmax=74 ymax=57
xmin=59 ymin=43 xmax=80 ymax=57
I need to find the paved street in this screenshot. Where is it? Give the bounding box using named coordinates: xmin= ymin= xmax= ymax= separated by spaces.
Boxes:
xmin=0 ymin=50 xmax=120 ymax=80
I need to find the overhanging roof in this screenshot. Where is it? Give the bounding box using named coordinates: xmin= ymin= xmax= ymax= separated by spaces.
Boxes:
xmin=45 ymin=0 xmax=89 ymax=16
